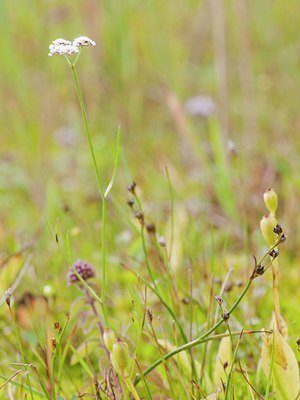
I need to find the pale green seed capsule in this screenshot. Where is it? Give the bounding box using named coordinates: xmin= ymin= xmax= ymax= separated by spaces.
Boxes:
xmin=111 ymin=339 xmax=131 ymax=376
xmin=261 ymin=330 xmax=300 ymax=400
xmin=260 ymin=214 xmax=278 ymax=246
xmin=263 ymin=188 xmax=278 ymax=217
xmin=213 ymin=336 xmax=232 ymax=385
xmin=103 ymin=328 xmax=117 ymax=353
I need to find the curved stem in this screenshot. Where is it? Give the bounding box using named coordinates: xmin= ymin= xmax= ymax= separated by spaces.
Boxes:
xmin=272 ymin=259 xmax=282 ymax=333
xmin=134 ymin=235 xmax=285 ymax=385
xmin=135 ymin=279 xmax=252 ymax=384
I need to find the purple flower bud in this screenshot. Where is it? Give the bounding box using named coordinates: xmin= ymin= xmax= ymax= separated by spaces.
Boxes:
xmin=67 ymin=260 xmax=96 ymax=284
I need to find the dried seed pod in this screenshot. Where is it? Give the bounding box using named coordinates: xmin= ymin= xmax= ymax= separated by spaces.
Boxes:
xmin=222 ymin=312 xmax=230 ymax=322
xmin=126 ymin=198 xmax=134 ymax=208
xmin=51 ymin=337 xmax=57 ymax=348
xmin=127 ymin=181 xmax=136 ymax=194
xmin=54 ymin=321 xmax=60 ymax=331
xmin=269 ymin=249 xmax=279 ymax=259
xmin=273 ymin=224 xmax=283 ymax=235
xmin=146 ymin=223 xmax=156 ymax=234
xmin=134 ymin=211 xmax=144 ymax=225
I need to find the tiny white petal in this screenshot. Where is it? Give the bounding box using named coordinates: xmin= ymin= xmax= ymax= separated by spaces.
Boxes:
xmin=48 ymin=40 xmax=79 ymax=57
xmin=52 ymin=38 xmax=72 ymax=46
xmin=73 ymin=36 xmax=96 ymax=47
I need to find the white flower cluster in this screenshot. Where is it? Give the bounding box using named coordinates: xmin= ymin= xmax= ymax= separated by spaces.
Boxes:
xmin=48 ymin=36 xmax=96 ymax=57
xmin=73 ymin=36 xmax=96 ymax=47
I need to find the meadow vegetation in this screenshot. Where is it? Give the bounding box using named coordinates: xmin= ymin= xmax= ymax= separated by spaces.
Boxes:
xmin=0 ymin=1 xmax=299 ymax=399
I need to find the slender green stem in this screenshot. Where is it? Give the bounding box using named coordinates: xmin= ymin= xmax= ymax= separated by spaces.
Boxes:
xmin=70 ymin=64 xmax=104 ymax=196
xmin=69 ymin=62 xmax=108 ymax=322
xmin=8 ymin=306 xmax=34 ymax=400
xmin=133 ymin=192 xmax=158 ymax=290
xmin=135 ymin=279 xmax=252 ymax=384
xmin=125 ymin=377 xmax=141 ymax=400
xmin=31 ymin=366 xmax=51 ymax=400
xmin=101 ymin=195 xmax=108 ymax=303
xmin=125 ymin=268 xmax=187 ymax=344
xmin=272 ymin=258 xmax=282 ymax=333
xmin=51 ymin=317 xmax=70 ymax=400
xmin=265 ymin=329 xmax=275 ymax=399
xmin=165 ymin=166 xmax=174 ymax=259
xmin=134 ymin=235 xmax=285 ymax=385
xmin=141 ymin=225 xmax=157 ymax=288
xmin=134 ymin=361 xmax=152 ymax=400
xmin=57 ymin=226 xmax=104 ymax=308
xmin=225 ymin=331 xmax=243 ymax=400
xmin=0 ymin=374 xmax=45 ymax=398
xmin=163 ymin=247 xmax=177 ymax=314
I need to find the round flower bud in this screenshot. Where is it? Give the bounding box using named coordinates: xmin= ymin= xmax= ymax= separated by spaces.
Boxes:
xmin=263 ymin=188 xmax=278 ymax=217
xmin=67 ymin=260 xmax=95 ymax=284
xmin=43 ymin=285 xmax=55 ymax=297
xmin=260 ymin=214 xmax=278 ymax=246
xmin=110 ymin=338 xmax=131 ymax=376
xmin=103 ymin=328 xmax=117 ymax=353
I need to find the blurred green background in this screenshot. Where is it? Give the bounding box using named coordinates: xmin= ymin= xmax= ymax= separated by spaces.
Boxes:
xmin=1 ymin=0 xmax=300 ymax=231
xmin=0 ymin=0 xmax=299 ymax=393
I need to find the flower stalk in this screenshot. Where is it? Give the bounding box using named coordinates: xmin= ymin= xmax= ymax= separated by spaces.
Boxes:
xmin=49 ymin=36 xmax=121 ymax=327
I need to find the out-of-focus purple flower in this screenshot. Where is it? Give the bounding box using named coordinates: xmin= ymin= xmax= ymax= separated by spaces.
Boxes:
xmin=67 ymin=260 xmax=96 ymax=284
xmin=184 ymin=95 xmax=216 ymax=118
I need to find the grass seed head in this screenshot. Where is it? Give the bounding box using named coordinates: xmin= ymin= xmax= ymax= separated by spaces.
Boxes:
xmin=5 ymin=288 xmax=11 ymax=307
xmin=127 ymin=181 xmax=136 ymax=194
xmin=126 ymin=198 xmax=134 ymax=208
xmin=51 ymin=337 xmax=57 ymax=348
xmin=134 ymin=211 xmax=144 ymax=225
xmin=146 ymin=223 xmax=156 ymax=234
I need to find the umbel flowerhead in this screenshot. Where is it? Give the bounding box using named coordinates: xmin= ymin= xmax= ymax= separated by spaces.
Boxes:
xmin=48 ymin=36 xmax=96 ymax=58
